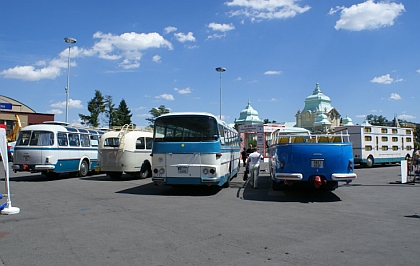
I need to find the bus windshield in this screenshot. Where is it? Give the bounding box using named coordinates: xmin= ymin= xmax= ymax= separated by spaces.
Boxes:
xmin=154 ymin=115 xmax=219 ymax=142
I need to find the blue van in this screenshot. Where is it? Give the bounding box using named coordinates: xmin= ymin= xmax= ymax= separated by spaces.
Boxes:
xmin=268 ymin=131 xmax=356 ymax=190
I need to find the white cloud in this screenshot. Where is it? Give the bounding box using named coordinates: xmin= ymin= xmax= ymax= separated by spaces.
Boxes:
xmin=46 ymin=109 xmax=63 ymax=115
xmin=330 ymin=0 xmax=405 ymax=31
xmin=264 ymin=70 xmax=281 ymax=75
xmin=174 ymin=87 xmax=192 ymax=94
xmin=50 ymin=99 xmax=84 ymax=109
xmin=1 ymin=31 xmax=174 ymax=81
xmin=152 ymin=55 xmax=161 ymax=63
xmin=155 ymin=94 xmax=174 ymax=101
xmin=174 ymin=32 xmax=196 ymax=43
xmin=389 ymin=93 xmax=401 ymax=100
xmin=0 ymin=65 xmax=62 ymax=81
xmin=398 ymin=114 xmax=416 ymax=120
xmin=164 ymin=26 xmax=177 ymax=34
xmin=235 ymin=77 xmax=242 ymax=81
xmin=89 ymin=31 xmax=173 ymax=69
xmin=225 ymin=0 xmax=311 ymax=21
xmin=370 ymin=74 xmax=393 ymax=84
xmin=207 ymin=22 xmax=235 ymax=32
xmin=416 ymin=69 xmax=420 ymax=74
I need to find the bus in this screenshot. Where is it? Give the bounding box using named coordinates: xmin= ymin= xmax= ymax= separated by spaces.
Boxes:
xmin=268 ymin=129 xmax=356 ymax=190
xmin=151 ymin=112 xmax=240 ymax=187
xmin=334 ymin=124 xmax=414 ymax=167
xmin=97 ymin=124 xmax=153 ymax=179
xmin=11 ymin=121 xmax=105 ymax=177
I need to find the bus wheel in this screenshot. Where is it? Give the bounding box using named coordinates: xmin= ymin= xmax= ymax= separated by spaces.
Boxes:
xmin=107 ymin=172 xmax=123 ymax=179
xmin=222 ymin=178 xmax=230 ymax=188
xmin=78 ymin=160 xmax=89 ymax=177
xmin=365 ymin=156 xmax=374 ymax=168
xmin=140 ymin=161 xmax=152 ymax=179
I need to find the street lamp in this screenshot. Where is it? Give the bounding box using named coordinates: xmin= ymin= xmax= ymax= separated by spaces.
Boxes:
xmin=64 ymin=37 xmax=76 ymax=124
xmin=215 ymin=67 xmax=226 ymax=120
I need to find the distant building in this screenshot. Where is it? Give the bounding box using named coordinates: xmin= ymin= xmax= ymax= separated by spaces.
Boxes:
xmin=234 ymin=99 xmax=264 ymax=126
xmin=0 ymin=95 xmax=54 ymax=136
xmin=295 ymin=83 xmax=341 ymax=133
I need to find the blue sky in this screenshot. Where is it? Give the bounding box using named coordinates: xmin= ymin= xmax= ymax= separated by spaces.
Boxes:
xmin=1 ymin=0 xmax=419 ymax=128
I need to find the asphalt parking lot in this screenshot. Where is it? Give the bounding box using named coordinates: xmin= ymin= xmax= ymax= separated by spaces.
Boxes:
xmin=1 ymin=163 xmax=420 ymax=266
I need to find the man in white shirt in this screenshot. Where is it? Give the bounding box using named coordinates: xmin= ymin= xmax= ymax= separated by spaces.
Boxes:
xmin=246 ymin=148 xmax=262 ymax=189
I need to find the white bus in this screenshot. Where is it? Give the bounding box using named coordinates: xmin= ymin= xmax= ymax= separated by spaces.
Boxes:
xmin=12 ymin=122 xmax=105 ymax=177
xmin=151 ymin=112 xmax=240 ymax=187
xmin=97 ymin=125 xmax=153 ymax=179
xmin=335 ymin=124 xmax=414 ymax=167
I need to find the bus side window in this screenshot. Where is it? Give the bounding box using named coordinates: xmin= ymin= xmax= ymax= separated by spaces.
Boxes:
xmin=57 ymin=132 xmax=68 ymax=146
xmin=69 ymin=133 xmax=80 ymax=146
xmin=80 ymin=134 xmax=90 ymax=147
xmin=146 ymin=137 xmax=153 ymax=150
xmin=136 ymin=137 xmax=145 ymax=149
xmin=90 ymin=135 xmax=99 ymax=147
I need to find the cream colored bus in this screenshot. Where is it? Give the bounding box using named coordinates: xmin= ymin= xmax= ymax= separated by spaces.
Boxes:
xmin=97 ymin=125 xmax=153 ymax=178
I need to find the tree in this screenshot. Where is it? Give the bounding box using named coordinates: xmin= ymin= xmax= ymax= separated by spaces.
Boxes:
xmin=79 ymin=90 xmax=105 ymax=127
xmin=103 ymin=95 xmax=116 ymax=128
xmin=114 ymin=99 xmax=132 ymax=126
xmin=146 ymin=105 xmax=170 ymax=128
xmin=366 ymin=114 xmax=388 ymax=126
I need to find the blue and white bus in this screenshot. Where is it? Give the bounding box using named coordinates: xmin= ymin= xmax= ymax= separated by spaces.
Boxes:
xmin=12 ymin=122 xmax=105 ymax=177
xmin=151 ymin=112 xmax=240 ymax=187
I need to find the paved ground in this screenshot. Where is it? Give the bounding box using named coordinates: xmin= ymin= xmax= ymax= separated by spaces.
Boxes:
xmin=1 ymin=162 xmax=420 ymax=266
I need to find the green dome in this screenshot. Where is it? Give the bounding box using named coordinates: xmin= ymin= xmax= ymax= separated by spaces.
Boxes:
xmin=302 ymin=83 xmax=332 ymax=113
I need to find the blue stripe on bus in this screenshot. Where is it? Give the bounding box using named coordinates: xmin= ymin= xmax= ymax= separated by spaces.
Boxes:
xmin=153 ymin=142 xmax=224 ymax=153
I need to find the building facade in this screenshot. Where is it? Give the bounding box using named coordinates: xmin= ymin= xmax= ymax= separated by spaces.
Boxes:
xmin=295 ymin=83 xmax=341 ymax=133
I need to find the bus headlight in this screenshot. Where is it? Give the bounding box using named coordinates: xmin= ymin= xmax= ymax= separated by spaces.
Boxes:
xmin=203 ymin=168 xmax=208 ymax=175
xmin=209 ymin=168 xmax=215 ymax=175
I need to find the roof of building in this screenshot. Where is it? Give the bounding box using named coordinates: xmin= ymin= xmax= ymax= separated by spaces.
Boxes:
xmin=0 ymin=95 xmax=36 ymax=113
xmin=234 ymin=99 xmax=263 ymax=125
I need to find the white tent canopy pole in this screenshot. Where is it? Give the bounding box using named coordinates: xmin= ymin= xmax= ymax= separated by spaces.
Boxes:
xmin=0 ymin=127 xmax=20 ymax=215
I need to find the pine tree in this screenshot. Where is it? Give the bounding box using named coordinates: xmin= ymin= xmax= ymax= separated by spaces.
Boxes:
xmin=78 ymin=90 xmax=105 ymax=127
xmin=114 ymin=99 xmax=132 ymax=126
xmin=146 ymin=105 xmax=170 ymax=128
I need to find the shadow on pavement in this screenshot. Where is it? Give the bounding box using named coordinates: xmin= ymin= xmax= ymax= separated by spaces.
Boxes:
xmin=116 ymin=182 xmax=222 ymax=197
xmin=240 ymin=175 xmax=342 ymax=203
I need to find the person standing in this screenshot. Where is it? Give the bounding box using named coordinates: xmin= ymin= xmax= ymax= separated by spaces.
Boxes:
xmin=246 ymin=147 xmax=262 ymax=189
xmin=241 ymin=148 xmax=247 ymax=167
xmin=413 ymin=146 xmax=420 ymax=171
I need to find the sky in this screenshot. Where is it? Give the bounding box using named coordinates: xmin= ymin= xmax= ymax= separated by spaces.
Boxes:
xmin=1 ymin=0 xmax=419 ymax=128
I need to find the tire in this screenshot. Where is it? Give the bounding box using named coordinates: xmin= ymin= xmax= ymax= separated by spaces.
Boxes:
xmin=222 ymin=177 xmax=230 ymax=188
xmin=78 ymin=160 xmax=89 ymax=177
xmin=107 ymin=172 xmax=123 ymax=179
xmin=365 ymin=156 xmax=374 ymax=168
xmin=140 ymin=161 xmax=152 ymax=179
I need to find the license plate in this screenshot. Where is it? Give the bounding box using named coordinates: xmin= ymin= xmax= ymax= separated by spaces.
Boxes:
xmin=178 ymin=166 xmax=188 ymax=174
xmin=311 ymin=159 xmax=324 ymax=168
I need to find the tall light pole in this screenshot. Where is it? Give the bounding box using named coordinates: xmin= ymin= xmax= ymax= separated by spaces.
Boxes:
xmin=215 ymin=67 xmax=226 ymax=120
xmin=64 ymin=37 xmax=76 ymax=124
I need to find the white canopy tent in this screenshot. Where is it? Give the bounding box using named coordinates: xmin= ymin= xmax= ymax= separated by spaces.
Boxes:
xmin=0 ymin=126 xmax=20 ymax=215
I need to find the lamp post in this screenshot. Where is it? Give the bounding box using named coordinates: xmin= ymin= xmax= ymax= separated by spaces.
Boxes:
xmin=215 ymin=67 xmax=226 ymax=120
xmin=64 ymin=37 xmax=76 ymax=124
